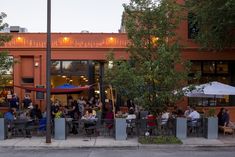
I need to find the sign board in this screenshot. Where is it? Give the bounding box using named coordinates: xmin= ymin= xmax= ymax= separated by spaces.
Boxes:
xmin=36 ymin=85 xmax=44 ymax=100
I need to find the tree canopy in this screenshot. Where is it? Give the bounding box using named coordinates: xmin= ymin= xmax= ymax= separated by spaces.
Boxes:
xmin=0 ymin=12 xmax=13 ymax=86
xmin=106 ymin=0 xmax=190 ymax=114
xmin=186 ymin=0 xmax=235 ymax=51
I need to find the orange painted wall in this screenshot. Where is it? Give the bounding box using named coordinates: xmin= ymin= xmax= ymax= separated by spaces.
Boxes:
xmin=0 ymin=32 xmax=235 ymax=121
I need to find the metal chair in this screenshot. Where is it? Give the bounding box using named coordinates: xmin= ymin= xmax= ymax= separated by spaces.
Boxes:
xmin=126 ymin=119 xmax=136 ymax=137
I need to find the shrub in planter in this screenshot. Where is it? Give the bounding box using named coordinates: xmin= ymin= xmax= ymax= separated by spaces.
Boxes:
xmin=138 ymin=136 xmax=182 ymax=144
xmin=0 ymin=112 xmax=3 ymax=118
xmin=207 ymin=108 xmax=216 ymax=117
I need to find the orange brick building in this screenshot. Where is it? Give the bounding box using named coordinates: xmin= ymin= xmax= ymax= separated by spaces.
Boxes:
xmin=0 ymin=11 xmax=235 ymax=120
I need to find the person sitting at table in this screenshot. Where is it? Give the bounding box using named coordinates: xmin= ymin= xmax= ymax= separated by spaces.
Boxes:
xmin=95 ymin=98 xmax=103 ymax=112
xmin=84 ymin=106 xmax=97 ymax=117
xmin=82 ymin=108 xmax=97 ymax=120
xmin=146 ymin=112 xmax=157 ymax=135
xmin=9 ymin=94 xmax=20 ymax=110
xmin=22 ymin=94 xmax=32 ymax=109
xmin=161 ymin=109 xmax=170 ymax=125
xmin=126 ymin=107 xmax=136 ymax=135
xmin=126 ymin=107 xmax=136 ymax=120
xmin=4 ymin=108 xmax=16 ymax=122
xmin=82 ymin=108 xmax=97 ymax=133
xmin=30 ymin=104 xmax=42 ymax=120
xmin=69 ymin=100 xmax=79 ymax=120
xmin=187 ymin=106 xmax=200 ymax=127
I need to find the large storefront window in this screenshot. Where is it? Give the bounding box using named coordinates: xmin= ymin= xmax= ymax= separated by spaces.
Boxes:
xmin=50 ymin=60 xmax=101 ymax=105
xmin=189 ymin=61 xmax=234 ymax=107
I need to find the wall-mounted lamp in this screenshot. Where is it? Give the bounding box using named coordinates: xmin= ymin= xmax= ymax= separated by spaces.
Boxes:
xmin=16 ymin=36 xmax=23 ymax=43
xmin=34 ymin=62 xmax=39 ymax=67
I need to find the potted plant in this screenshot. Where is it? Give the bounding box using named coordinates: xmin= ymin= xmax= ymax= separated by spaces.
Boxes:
xmin=175 ymin=116 xmax=187 ymax=139
xmin=0 ymin=111 xmax=7 ymax=140
xmin=54 ymin=111 xmax=67 ymax=140
xmin=115 ymin=111 xmax=127 ymax=140
xmin=204 ymin=108 xmax=218 ymax=139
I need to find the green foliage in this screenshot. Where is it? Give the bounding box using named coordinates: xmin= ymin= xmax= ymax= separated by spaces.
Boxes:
xmin=138 ymin=136 xmax=182 ymax=144
xmin=106 ymin=55 xmax=143 ymax=99
xmin=207 ymin=108 xmax=216 ymax=117
xmin=186 ymin=0 xmax=235 ymax=51
xmin=0 ymin=112 xmax=3 ymax=118
xmin=0 ymin=12 xmax=11 ymax=46
xmin=106 ymin=0 xmax=190 ymax=115
xmin=0 ymin=12 xmax=13 ymax=85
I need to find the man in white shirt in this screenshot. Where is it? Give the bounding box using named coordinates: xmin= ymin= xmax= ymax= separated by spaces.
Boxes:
xmin=161 ymin=111 xmax=170 ymax=125
xmin=187 ymin=107 xmax=200 ymax=126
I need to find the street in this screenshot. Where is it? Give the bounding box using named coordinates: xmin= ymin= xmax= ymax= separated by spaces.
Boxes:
xmin=0 ymin=147 xmax=235 ymax=157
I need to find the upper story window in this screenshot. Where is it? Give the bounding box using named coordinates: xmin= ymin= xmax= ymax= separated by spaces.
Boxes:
xmin=51 ymin=61 xmax=61 ymax=74
xmin=51 ymin=60 xmax=89 ymax=75
xmin=188 ymin=13 xmax=199 ymax=39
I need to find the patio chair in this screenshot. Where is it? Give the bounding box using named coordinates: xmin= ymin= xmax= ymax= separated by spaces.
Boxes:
xmin=103 ymin=119 xmax=114 ymax=136
xmin=146 ymin=115 xmax=157 ymax=136
xmin=84 ymin=120 xmax=98 ymax=139
xmin=37 ymin=118 xmax=46 ymax=135
xmin=126 ymin=119 xmax=137 ymax=137
xmin=187 ymin=118 xmax=203 ymax=137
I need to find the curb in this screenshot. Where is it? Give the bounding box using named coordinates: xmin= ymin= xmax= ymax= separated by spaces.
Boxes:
xmin=1 ymin=144 xmax=235 ymax=150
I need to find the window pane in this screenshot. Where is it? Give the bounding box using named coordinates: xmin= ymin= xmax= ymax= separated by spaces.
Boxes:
xmin=191 ymin=61 xmax=201 ymax=73
xmin=188 ymin=13 xmax=199 ymax=39
xmin=203 ymin=61 xmax=215 ymax=74
xmin=22 ymin=77 xmax=34 ymax=83
xmin=51 ymin=61 xmax=61 ymax=74
xmin=62 ymin=61 xmax=72 ymax=72
xmin=74 ymin=61 xmax=88 ymax=73
xmin=217 ymin=61 xmax=228 ymax=74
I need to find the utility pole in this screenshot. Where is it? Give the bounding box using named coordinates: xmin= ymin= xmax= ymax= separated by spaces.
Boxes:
xmin=46 ymin=0 xmax=51 ymax=143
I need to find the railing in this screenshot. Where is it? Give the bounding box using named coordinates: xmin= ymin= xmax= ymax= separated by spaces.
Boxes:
xmin=5 ymin=117 xmax=210 ymax=139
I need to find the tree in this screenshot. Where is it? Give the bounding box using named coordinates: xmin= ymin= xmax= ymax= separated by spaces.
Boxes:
xmin=106 ymin=0 xmax=190 ymax=114
xmin=0 ymin=12 xmax=13 ymax=85
xmin=186 ymin=0 xmax=235 ymax=51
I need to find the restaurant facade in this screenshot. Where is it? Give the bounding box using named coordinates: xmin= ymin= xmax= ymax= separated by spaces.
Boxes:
xmin=0 ymin=19 xmax=235 ymax=120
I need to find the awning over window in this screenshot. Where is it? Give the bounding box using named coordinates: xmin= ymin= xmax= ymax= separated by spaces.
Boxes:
xmin=14 ymin=84 xmax=92 ymax=94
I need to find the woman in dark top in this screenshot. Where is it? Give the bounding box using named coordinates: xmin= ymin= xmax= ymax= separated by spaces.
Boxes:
xmin=217 ymin=107 xmax=225 ymax=126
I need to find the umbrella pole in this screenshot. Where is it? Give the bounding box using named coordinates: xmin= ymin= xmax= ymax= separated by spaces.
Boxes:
xmin=214 ymin=95 xmax=216 ymax=106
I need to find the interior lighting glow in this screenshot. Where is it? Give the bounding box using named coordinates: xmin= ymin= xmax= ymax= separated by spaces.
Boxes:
xmin=16 ymin=36 xmax=23 ymax=42
xmin=63 ymin=37 xmax=69 ymax=43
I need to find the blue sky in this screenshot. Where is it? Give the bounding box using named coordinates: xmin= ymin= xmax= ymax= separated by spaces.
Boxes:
xmin=1 ymin=0 xmax=130 ymax=33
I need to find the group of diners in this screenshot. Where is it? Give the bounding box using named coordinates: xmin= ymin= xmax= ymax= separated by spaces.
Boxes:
xmin=50 ymin=96 xmax=102 ymax=120
xmin=4 ymin=104 xmax=44 ymax=138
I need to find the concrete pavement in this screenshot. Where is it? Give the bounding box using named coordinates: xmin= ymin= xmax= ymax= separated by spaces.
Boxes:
xmin=0 ymin=135 xmax=235 ymax=149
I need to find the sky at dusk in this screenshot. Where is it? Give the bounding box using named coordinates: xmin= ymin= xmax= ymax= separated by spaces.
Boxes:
xmin=1 ymin=0 xmax=130 ymax=33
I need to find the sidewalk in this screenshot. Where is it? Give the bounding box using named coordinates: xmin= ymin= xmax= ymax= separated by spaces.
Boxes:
xmin=0 ymin=136 xmax=235 ymax=149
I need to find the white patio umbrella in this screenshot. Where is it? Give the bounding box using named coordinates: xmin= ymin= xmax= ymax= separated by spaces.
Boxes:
xmin=183 ymin=81 xmax=235 ymax=98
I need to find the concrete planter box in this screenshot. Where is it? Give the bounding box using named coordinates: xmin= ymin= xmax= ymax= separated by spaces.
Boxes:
xmin=204 ymin=117 xmax=218 ymax=139
xmin=115 ymin=118 xmax=127 ymax=140
xmin=54 ymin=118 xmax=67 ymax=140
xmin=175 ymin=117 xmax=187 ymax=139
xmin=0 ymin=118 xmax=7 ymax=140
